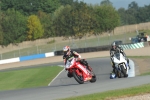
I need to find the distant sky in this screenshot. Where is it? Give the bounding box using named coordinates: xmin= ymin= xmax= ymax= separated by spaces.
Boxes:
xmin=78 ymin=0 xmax=150 ymax=9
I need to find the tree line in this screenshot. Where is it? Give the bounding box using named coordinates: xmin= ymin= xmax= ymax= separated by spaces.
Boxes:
xmin=0 ymin=0 xmax=149 ymax=46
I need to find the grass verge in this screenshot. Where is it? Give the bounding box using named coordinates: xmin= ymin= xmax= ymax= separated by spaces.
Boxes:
xmin=128 ymin=56 xmax=150 ymax=59
xmin=60 ymin=83 xmax=150 ymax=100
xmin=0 ymin=66 xmax=63 ymax=91
xmin=128 ymin=56 xmax=150 ymax=76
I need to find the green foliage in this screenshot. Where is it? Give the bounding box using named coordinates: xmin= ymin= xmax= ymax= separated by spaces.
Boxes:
xmin=52 ymin=5 xmax=72 ymax=37
xmin=37 ymin=11 xmax=53 ymax=37
xmin=27 ymin=15 xmax=44 ymax=40
xmin=0 ymin=25 xmax=3 ymax=44
xmin=100 ymin=0 xmax=113 ymax=6
xmin=93 ymin=5 xmax=120 ymax=34
xmin=118 ymin=1 xmax=150 ymax=25
xmin=1 ymin=9 xmax=27 ymax=46
xmin=1 ymin=0 xmax=61 ymax=15
xmin=39 ymin=0 xmax=61 ymax=14
xmin=52 ymin=1 xmax=96 ymax=39
xmin=72 ymin=1 xmax=95 ymax=38
xmin=59 ymin=0 xmax=74 ymax=6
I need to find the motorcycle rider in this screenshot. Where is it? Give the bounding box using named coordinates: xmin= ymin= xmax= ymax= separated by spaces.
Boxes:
xmin=63 ymin=46 xmax=91 ymax=78
xmin=110 ymin=42 xmax=130 ymax=75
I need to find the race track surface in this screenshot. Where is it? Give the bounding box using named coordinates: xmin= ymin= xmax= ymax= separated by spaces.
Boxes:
xmin=0 ymin=57 xmax=150 ymax=100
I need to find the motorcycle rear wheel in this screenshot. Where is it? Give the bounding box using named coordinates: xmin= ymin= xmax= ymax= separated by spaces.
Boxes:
xmin=72 ymin=70 xmax=84 ymax=84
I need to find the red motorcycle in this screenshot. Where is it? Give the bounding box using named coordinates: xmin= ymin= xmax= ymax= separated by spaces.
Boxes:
xmin=65 ymin=58 xmax=96 ymax=84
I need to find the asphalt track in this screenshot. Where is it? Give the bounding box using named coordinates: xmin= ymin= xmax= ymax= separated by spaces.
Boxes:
xmin=0 ymin=57 xmax=150 ymax=100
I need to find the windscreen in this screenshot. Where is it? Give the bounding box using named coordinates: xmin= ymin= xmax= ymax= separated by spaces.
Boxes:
xmin=114 ymin=53 xmax=120 ymax=60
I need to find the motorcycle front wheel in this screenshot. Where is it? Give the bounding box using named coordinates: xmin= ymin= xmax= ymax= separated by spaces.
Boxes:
xmin=89 ymin=70 xmax=96 ymax=83
xmin=87 ymin=66 xmax=96 ymax=83
xmin=120 ymin=65 xmax=128 ymax=77
xmin=72 ymin=70 xmax=84 ymax=84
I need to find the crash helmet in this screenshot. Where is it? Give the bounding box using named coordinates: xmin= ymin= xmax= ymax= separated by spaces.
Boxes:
xmin=111 ymin=42 xmax=117 ymax=50
xmin=63 ymin=46 xmax=70 ymax=55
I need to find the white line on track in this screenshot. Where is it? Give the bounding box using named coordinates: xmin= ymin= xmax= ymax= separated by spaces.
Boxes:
xmin=48 ymin=65 xmax=65 ymax=86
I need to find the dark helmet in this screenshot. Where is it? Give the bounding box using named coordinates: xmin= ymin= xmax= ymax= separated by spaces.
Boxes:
xmin=111 ymin=42 xmax=117 ymax=50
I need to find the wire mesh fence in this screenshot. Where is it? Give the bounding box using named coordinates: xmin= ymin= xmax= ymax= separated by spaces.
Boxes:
xmin=0 ymin=32 xmax=136 ymax=60
xmin=0 ymin=22 xmax=150 ymax=60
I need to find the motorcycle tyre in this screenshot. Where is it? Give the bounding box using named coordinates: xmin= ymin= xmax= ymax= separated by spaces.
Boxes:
xmin=87 ymin=66 xmax=96 ymax=83
xmin=117 ymin=71 xmax=124 ymax=78
xmin=120 ymin=65 xmax=128 ymax=77
xmin=89 ymin=70 xmax=96 ymax=83
xmin=72 ymin=70 xmax=84 ymax=84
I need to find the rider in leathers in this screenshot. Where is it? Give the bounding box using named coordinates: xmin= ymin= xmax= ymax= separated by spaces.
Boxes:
xmin=63 ymin=46 xmax=90 ymax=78
xmin=110 ymin=42 xmax=130 ymax=74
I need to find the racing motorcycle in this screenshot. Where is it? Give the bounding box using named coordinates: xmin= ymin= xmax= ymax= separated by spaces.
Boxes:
xmin=112 ymin=51 xmax=129 ymax=78
xmin=65 ymin=58 xmax=96 ymax=84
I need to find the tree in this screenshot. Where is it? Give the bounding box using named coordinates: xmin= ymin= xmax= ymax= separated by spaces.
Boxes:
xmin=118 ymin=8 xmax=127 ymax=25
xmin=59 ymin=0 xmax=74 ymax=6
xmin=52 ymin=1 xmax=95 ymax=39
xmin=52 ymin=4 xmax=71 ymax=37
xmin=93 ymin=5 xmax=120 ymax=33
xmin=1 ymin=9 xmax=27 ymax=46
xmin=128 ymin=1 xmax=139 ymax=9
xmin=71 ymin=1 xmax=91 ymax=38
xmin=100 ymin=0 xmax=113 ymax=6
xmin=1 ymin=0 xmax=61 ymax=15
xmin=37 ymin=11 xmax=53 ymax=38
xmin=27 ymin=15 xmax=44 ymax=40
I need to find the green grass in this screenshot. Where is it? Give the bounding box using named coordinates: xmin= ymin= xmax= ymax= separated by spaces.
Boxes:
xmin=128 ymin=56 xmax=150 ymax=59
xmin=0 ymin=66 xmax=63 ymax=91
xmin=128 ymin=56 xmax=150 ymax=76
xmin=60 ymin=83 xmax=150 ymax=100
xmin=141 ymin=72 xmax=150 ymax=76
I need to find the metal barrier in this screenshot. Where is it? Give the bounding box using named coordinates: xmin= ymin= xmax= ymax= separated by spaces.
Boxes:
xmin=0 ymin=42 xmax=147 ymax=65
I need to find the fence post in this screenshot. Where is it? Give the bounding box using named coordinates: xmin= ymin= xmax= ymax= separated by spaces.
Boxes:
xmin=1 ymin=53 xmax=3 ymax=60
xmin=37 ymin=45 xmax=39 ymax=54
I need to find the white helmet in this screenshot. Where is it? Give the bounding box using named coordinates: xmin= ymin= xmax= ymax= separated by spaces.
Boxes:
xmin=63 ymin=46 xmax=70 ymax=55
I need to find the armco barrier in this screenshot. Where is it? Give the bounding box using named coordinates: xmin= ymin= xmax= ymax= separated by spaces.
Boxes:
xmin=0 ymin=52 xmax=55 ymax=65
xmin=0 ymin=57 xmax=20 ymax=64
xmin=54 ymin=45 xmax=110 ymax=56
xmin=0 ymin=42 xmax=146 ymax=65
xmin=20 ymin=54 xmax=45 ymax=61
xmin=119 ymin=42 xmax=144 ymax=50
xmin=45 ymin=52 xmax=55 ymax=57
